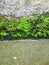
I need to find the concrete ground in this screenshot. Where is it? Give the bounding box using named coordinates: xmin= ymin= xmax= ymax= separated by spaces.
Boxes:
xmin=0 ymin=39 xmax=49 ymax=65
xmin=0 ymin=0 xmax=49 ymax=16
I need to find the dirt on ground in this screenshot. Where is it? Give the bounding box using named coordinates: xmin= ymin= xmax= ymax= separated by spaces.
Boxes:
xmin=0 ymin=39 xmax=49 ymax=65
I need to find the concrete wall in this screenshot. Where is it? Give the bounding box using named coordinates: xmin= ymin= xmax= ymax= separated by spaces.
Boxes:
xmin=0 ymin=0 xmax=49 ymax=17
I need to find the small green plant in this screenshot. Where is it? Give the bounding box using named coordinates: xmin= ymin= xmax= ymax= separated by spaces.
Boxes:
xmin=0 ymin=31 xmax=7 ymax=36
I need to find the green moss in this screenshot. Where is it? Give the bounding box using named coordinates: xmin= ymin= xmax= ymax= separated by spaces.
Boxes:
xmin=0 ymin=12 xmax=49 ymax=39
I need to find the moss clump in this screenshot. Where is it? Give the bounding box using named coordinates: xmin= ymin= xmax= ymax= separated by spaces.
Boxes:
xmin=0 ymin=12 xmax=49 ymax=40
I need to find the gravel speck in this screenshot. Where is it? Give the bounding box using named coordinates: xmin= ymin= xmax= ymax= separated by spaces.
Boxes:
xmin=13 ymin=57 xmax=17 ymax=60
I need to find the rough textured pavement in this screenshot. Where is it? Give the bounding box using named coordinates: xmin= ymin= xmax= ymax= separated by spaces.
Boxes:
xmin=0 ymin=39 xmax=49 ymax=65
xmin=0 ymin=0 xmax=49 ymax=16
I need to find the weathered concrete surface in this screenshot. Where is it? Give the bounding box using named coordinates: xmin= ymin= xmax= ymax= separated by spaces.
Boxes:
xmin=0 ymin=39 xmax=49 ymax=65
xmin=0 ymin=0 xmax=49 ymax=16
